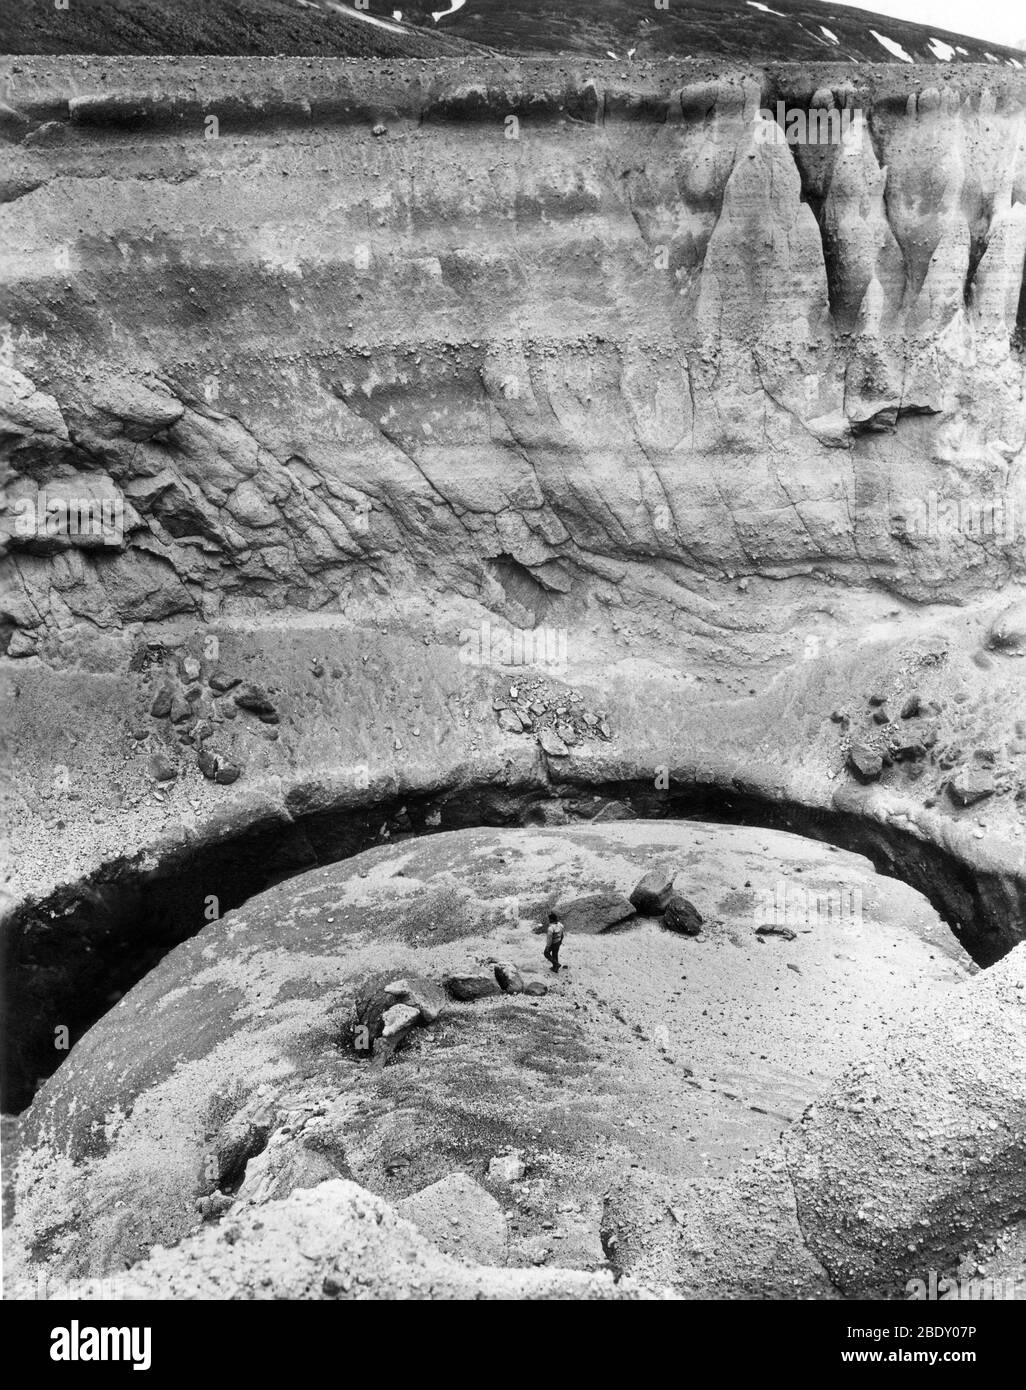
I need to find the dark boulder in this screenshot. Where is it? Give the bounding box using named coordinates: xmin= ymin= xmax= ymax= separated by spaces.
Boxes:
xmin=538 ymin=728 xmax=569 ymax=757
xmin=234 ymin=683 xmax=277 ymax=718
xmin=169 ymin=693 xmax=194 ymax=724
xmin=663 ymin=894 xmax=703 ymax=936
xmin=948 ymin=770 xmax=996 ymax=807
xmin=629 ymin=865 xmax=676 ymax=915
xmin=494 ymin=963 xmax=525 ymax=994
xmin=756 ymin=923 xmax=797 ymax=941
xmin=148 ymin=752 xmax=177 ymax=782
xmin=848 ymin=741 xmax=883 ymax=782
xmin=355 ymin=979 xmax=401 ymax=1044
xmin=891 ymin=724 xmax=933 ymax=762
xmin=558 ymin=893 xmax=636 ymax=934
xmin=149 ymin=685 xmax=174 ymax=719
xmin=443 ymin=975 xmax=502 ymax=1002
xmin=198 ymin=747 xmax=243 ymax=784
xmin=985 ymin=599 xmax=1026 ymax=654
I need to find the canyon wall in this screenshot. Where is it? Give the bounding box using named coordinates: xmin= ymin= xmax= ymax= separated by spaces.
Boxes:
xmin=2 ymin=56 xmax=1026 ymax=1111
xmin=3 ymin=53 xmax=1026 ymax=1298
xmin=2 ymin=57 xmax=1025 ymax=653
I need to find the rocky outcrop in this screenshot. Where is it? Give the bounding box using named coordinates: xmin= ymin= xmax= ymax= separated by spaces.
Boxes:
xmin=232 ymin=1129 xmax=349 ymax=1208
xmin=668 ymin=943 xmax=1026 ymax=1299
xmin=397 ymin=1172 xmax=507 ymax=1266
xmin=115 ymin=1179 xmax=660 ymax=1300
xmin=785 ymin=943 xmax=1026 ymax=1297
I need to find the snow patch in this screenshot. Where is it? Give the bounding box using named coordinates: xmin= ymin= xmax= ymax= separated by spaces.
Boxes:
xmin=746 ymin=2 xmax=786 ymax=14
xmin=326 ymin=2 xmax=407 ymax=32
xmin=820 ymin=27 xmax=839 ymax=44
xmin=798 ymin=24 xmax=831 ymax=47
xmin=432 ymin=0 xmax=466 ymax=20
xmin=871 ymin=30 xmax=913 ymax=63
xmin=927 ymin=38 xmax=954 ymax=62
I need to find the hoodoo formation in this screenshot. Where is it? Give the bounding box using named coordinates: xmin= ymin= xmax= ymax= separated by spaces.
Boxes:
xmin=1 ymin=0 xmax=1025 ymax=1308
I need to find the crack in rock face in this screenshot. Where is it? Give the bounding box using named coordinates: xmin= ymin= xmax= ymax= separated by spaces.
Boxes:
xmin=1 ymin=46 xmax=1025 ymax=1304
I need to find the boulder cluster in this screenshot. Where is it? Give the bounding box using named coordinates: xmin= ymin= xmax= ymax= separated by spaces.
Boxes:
xmin=841 ymin=678 xmax=1024 ymax=811
xmin=350 ymin=874 xmax=706 ymax=1070
xmin=492 ymin=677 xmax=613 ymax=758
xmin=629 ymin=867 xmax=705 ymax=936
xmin=142 ymin=647 xmax=283 ymax=787
xmin=353 ymin=965 xmax=549 ymax=1066
xmin=530 ymin=870 xmax=705 ymax=938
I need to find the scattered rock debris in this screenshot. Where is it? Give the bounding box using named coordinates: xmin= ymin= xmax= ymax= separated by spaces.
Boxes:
xmin=491 ymin=677 xmax=613 ymax=755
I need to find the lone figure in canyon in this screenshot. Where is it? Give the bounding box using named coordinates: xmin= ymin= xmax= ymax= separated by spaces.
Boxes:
xmin=544 ymin=911 xmax=565 ymax=972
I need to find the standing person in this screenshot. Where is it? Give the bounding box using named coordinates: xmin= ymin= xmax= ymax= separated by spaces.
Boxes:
xmin=543 ymin=911 xmax=564 ymax=972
